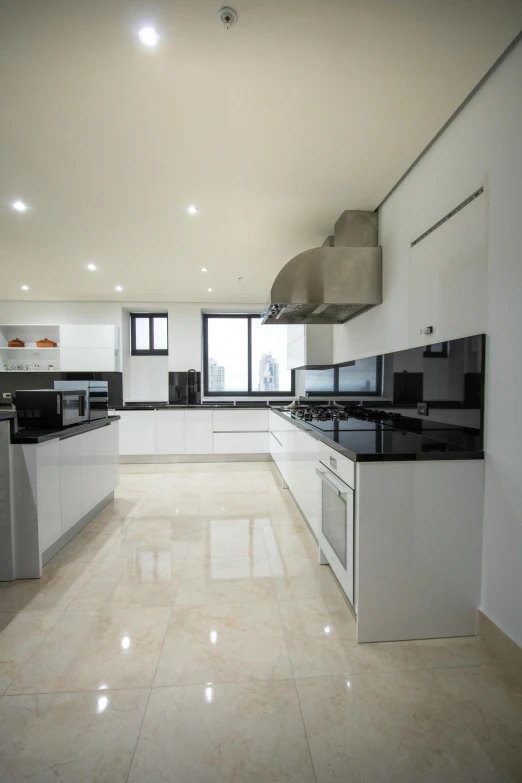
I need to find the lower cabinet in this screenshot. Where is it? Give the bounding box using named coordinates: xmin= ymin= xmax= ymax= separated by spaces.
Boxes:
xmin=213 ymin=432 xmax=269 ymax=454
xmin=185 ymin=410 xmax=213 ymax=454
xmin=119 ymin=411 xmax=157 ymax=455
xmin=59 ymin=436 xmax=83 ymax=534
xmin=37 ymin=441 xmax=62 ymax=553
xmin=156 ymin=410 xmax=185 ymax=454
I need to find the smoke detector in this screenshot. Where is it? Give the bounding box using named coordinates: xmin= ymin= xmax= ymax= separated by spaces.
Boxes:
xmin=219 ymin=7 xmax=238 ymax=28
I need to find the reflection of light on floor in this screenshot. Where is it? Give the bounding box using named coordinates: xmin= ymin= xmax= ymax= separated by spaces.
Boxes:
xmin=121 ymin=635 xmax=130 ymax=650
xmin=97 ymin=696 xmax=109 ymax=713
xmin=324 ymin=626 xmax=331 ymax=635
xmin=210 ymin=630 xmax=218 ymax=644
xmin=205 ymin=686 xmax=213 ymax=704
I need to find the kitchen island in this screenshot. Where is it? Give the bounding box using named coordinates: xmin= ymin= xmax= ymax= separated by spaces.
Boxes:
xmin=0 ymin=415 xmax=120 ymax=580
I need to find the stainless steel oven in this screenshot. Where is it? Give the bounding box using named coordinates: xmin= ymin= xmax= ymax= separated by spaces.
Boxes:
xmin=15 ymin=389 xmax=89 ymax=428
xmin=316 ymin=462 xmax=355 ymax=606
xmin=54 ymin=380 xmax=109 ymax=421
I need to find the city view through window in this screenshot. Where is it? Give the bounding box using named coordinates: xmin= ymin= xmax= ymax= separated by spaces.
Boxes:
xmin=205 ymin=315 xmax=293 ymax=394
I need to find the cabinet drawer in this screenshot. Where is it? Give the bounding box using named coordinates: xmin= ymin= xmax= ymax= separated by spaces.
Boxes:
xmin=320 ymin=448 xmax=355 ymax=488
xmin=213 ymin=432 xmax=269 ymax=454
xmin=213 ymin=410 xmax=268 ymax=432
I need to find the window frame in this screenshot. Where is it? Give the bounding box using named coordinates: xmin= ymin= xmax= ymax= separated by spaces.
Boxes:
xmin=130 ymin=313 xmax=168 ymax=356
xmin=203 ymin=313 xmax=295 ymax=397
xmin=306 ymin=356 xmax=383 ymax=397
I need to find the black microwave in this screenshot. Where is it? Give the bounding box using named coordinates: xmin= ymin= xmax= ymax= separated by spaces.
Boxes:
xmin=14 ymin=389 xmax=89 ymax=429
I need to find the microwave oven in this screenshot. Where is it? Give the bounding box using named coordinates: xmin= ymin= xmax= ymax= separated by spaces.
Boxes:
xmin=54 ymin=380 xmax=109 ymax=421
xmin=14 ymin=389 xmax=89 ymax=429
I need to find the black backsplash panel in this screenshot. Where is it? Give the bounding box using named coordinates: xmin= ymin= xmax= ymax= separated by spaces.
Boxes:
xmin=0 ymin=372 xmax=123 ymax=407
xmin=169 ymin=371 xmax=201 ymax=405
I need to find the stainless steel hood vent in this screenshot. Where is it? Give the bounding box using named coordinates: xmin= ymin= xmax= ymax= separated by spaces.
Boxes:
xmin=261 ymin=210 xmax=382 ymax=325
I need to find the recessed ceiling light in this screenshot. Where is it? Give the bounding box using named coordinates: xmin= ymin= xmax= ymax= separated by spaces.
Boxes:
xmin=115 ymin=285 xmax=123 ymax=292
xmin=138 ymin=26 xmax=159 ymax=46
xmin=187 ymin=205 xmax=199 ymax=215
xmin=201 ymin=267 xmax=208 ymax=272
xmin=87 ymin=263 xmax=97 ymax=271
xmin=21 ymin=284 xmax=29 ymax=291
xmin=12 ymin=200 xmax=28 ymax=212
xmin=207 ymin=288 xmax=213 ymax=292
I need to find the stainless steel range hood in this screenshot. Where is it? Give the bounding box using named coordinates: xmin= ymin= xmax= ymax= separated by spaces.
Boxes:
xmin=261 ymin=210 xmax=382 ymax=325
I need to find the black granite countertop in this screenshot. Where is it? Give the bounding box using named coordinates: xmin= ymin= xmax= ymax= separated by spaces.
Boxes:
xmin=11 ymin=415 xmax=121 ymax=444
xmin=272 ymin=409 xmax=484 ymax=462
xmin=113 ymin=403 xmax=280 ymax=410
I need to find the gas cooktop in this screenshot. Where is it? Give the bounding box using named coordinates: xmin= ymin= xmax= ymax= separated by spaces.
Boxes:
xmin=290 ymin=404 xmax=403 ymax=426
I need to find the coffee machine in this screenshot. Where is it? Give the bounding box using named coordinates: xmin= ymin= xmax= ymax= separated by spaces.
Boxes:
xmin=169 ymin=371 xmax=201 ymax=405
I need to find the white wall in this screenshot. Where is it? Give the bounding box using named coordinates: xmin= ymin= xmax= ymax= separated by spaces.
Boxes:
xmin=334 ymin=40 xmax=522 ymax=646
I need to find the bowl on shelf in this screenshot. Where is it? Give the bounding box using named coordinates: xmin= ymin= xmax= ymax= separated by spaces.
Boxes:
xmin=36 ymin=338 xmax=58 ymax=348
xmin=7 ymin=338 xmax=25 ymax=347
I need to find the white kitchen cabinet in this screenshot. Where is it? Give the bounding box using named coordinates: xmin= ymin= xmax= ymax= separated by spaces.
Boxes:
xmin=213 ymin=432 xmax=269 ymax=454
xmin=156 ymin=410 xmax=185 ymax=455
xmin=59 ymin=436 xmax=83 ymax=534
xmin=118 ymin=410 xmax=156 ymax=456
xmin=37 ymin=441 xmax=62 ymax=553
xmin=185 ymin=410 xmax=213 ymax=454
xmin=287 ymin=324 xmax=333 ymax=370
xmin=60 ymin=324 xmax=119 ymax=371
xmin=409 ymin=193 xmax=487 ymax=348
xmin=212 ymin=410 xmax=268 ymax=432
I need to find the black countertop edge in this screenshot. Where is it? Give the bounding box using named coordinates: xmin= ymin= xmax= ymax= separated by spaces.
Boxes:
xmin=11 ymin=415 xmax=121 ymax=445
xmin=271 ymin=409 xmax=484 ymax=463
xmin=113 ymin=404 xmax=278 ymax=410
xmin=0 ymin=410 xmax=17 ymax=422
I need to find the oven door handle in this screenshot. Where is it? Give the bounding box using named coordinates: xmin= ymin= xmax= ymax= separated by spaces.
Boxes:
xmin=315 ymin=467 xmax=350 ymax=500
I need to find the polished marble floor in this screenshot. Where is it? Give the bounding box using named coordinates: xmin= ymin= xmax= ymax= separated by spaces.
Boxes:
xmin=0 ymin=461 xmax=521 ymax=782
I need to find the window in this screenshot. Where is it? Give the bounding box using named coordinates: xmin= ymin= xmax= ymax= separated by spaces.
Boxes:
xmin=305 ymin=356 xmax=382 ymax=396
xmin=130 ymin=313 xmax=168 ymax=356
xmin=203 ymin=314 xmax=294 ymax=396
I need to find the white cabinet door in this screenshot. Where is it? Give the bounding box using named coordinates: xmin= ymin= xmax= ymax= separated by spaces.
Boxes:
xmin=409 ymin=194 xmax=487 ymax=348
xmin=60 ymin=347 xmax=116 ymax=371
xmin=156 ymin=410 xmax=185 ymax=454
xmin=185 ymin=411 xmax=213 ymax=454
xmin=213 ymin=432 xmax=269 ymax=454
xmin=212 ymin=410 xmax=268 ymax=432
xmin=37 ymin=441 xmax=62 ymax=552
xmin=60 ymin=325 xmax=116 ymax=349
xmin=59 ymin=436 xmax=84 ymax=534
xmin=118 ymin=411 xmax=156 ymax=456
xmin=82 ymin=423 xmax=120 ymax=513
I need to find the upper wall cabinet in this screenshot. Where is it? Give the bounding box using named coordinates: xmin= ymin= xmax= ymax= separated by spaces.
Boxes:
xmin=409 ymin=192 xmax=487 ymax=348
xmin=60 ymin=325 xmax=119 ymax=372
xmin=287 ymin=324 xmax=334 ymax=370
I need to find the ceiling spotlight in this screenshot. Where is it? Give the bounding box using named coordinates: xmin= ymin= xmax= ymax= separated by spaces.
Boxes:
xmin=187 ymin=205 xmax=199 ymax=215
xmin=201 ymin=267 xmax=208 ymax=272
xmin=12 ymin=200 xmax=27 ymax=212
xmin=115 ymin=285 xmax=123 ymax=292
xmin=138 ymin=26 xmax=159 ymax=47
xmin=207 ymin=288 xmax=213 ymax=292
xmin=21 ymin=284 xmax=29 ymax=291
xmin=87 ymin=263 xmax=97 ymax=271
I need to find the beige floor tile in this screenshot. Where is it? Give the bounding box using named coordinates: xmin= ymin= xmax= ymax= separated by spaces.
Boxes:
xmin=0 ymin=611 xmax=62 ymax=695
xmin=263 ymin=524 xmax=318 ymax=558
xmin=175 ymin=576 xmax=277 ymax=605
xmin=68 ymin=556 xmax=185 ymax=609
xmin=134 ymin=495 xmax=201 ymax=518
xmin=269 ymin=554 xmax=342 ymax=601
xmin=0 ymin=688 xmax=149 ymax=783
xmin=49 ymin=528 xmax=121 ymax=566
xmin=8 ymin=607 xmax=170 ymax=693
xmin=100 ymin=520 xmax=193 ymax=562
xmin=181 ymin=554 xmax=273 ymax=580
xmin=119 ymin=463 xmax=166 ymax=474
xmin=434 ymin=664 xmax=522 ymax=782
xmin=0 ymin=563 xmax=94 ymax=612
xmin=278 ymin=597 xmax=357 ymax=642
xmin=188 ymin=522 xmax=268 ymax=560
xmin=296 ymin=672 xmax=504 ymax=782
xmin=128 ymin=680 xmax=315 ymax=783
xmin=154 ymin=602 xmax=292 ymax=686
xmin=410 ymin=636 xmax=499 ymax=669
xmin=90 ymin=496 xmax=143 ymax=520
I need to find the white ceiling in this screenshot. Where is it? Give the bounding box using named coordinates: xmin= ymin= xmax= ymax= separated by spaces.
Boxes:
xmin=1 ymin=0 xmax=521 ymax=304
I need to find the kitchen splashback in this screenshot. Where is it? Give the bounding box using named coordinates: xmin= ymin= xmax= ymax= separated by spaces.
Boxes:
xmin=0 ymin=372 xmax=123 ymax=407
xmin=306 ymin=334 xmax=485 ymax=433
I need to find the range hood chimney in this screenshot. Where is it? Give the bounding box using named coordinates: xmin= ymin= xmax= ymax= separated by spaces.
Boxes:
xmin=261 ymin=210 xmax=382 ymax=325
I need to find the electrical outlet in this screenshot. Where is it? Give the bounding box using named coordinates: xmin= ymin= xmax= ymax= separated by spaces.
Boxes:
xmin=417 ymin=402 xmax=429 ymax=417
xmin=2 ymin=392 xmax=12 ymax=400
